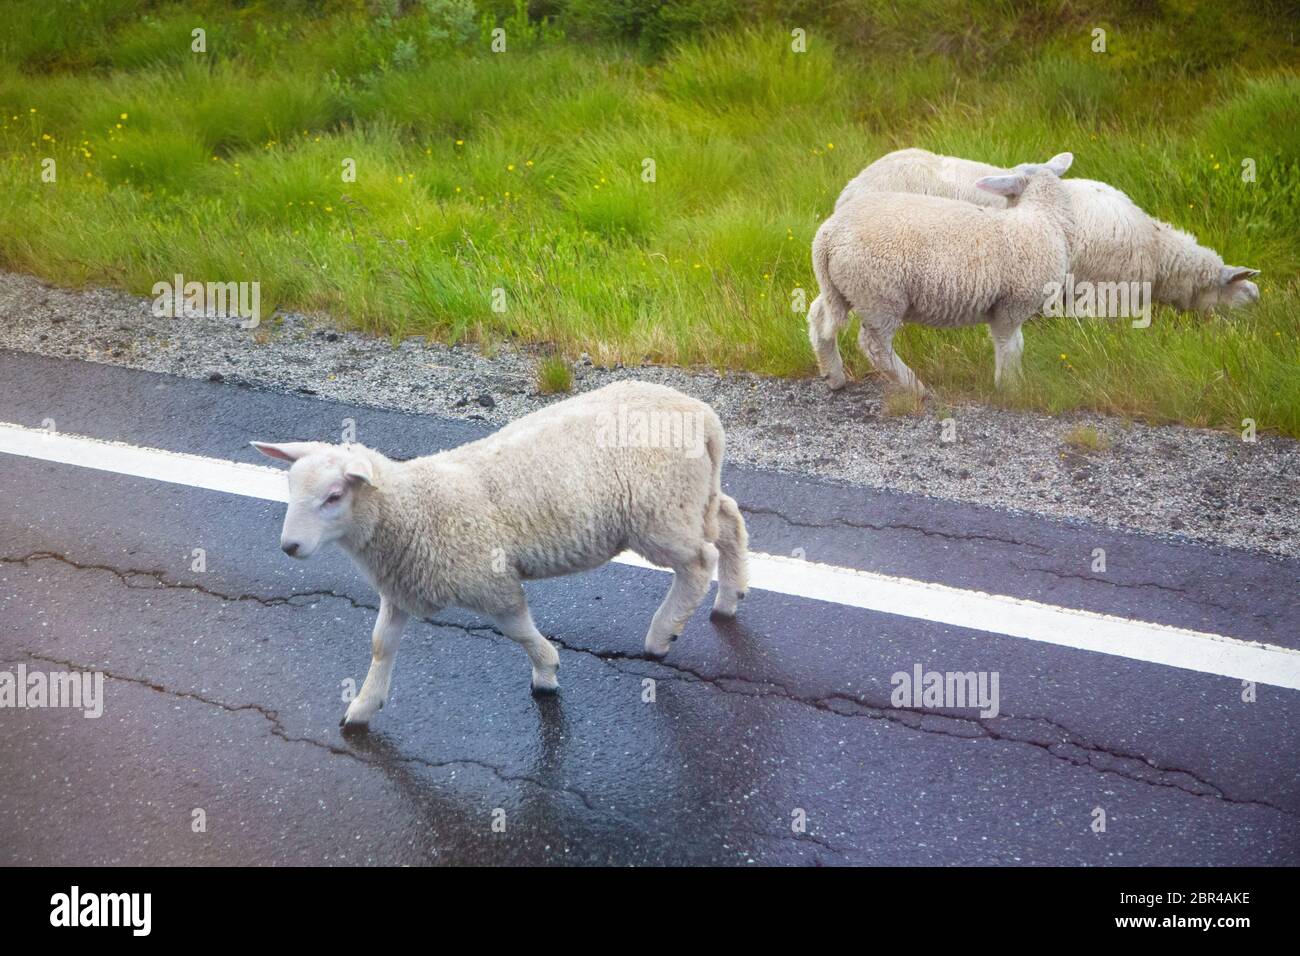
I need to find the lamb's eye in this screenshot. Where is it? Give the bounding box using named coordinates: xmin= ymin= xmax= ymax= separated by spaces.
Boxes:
xmin=324 ymin=491 xmax=344 ymax=506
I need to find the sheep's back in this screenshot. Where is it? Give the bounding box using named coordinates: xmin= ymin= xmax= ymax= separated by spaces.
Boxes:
xmin=824 ymin=193 xmax=1012 ymax=325
xmin=838 ymin=149 xmax=1007 ymax=211
xmin=440 ymin=382 xmax=722 ymax=580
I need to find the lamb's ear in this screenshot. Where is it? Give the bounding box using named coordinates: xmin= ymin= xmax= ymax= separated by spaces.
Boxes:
xmin=1044 ymin=152 xmax=1073 ymax=176
xmin=1220 ymin=266 xmax=1260 ymax=284
xmin=250 ymin=441 xmax=322 ymax=464
xmin=343 ymin=456 xmax=376 ymax=487
xmin=975 ymin=174 xmax=1027 ymax=198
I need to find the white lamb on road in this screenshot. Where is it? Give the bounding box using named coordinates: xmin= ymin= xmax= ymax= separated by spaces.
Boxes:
xmin=809 ymin=153 xmax=1077 ymax=395
xmin=836 ymin=147 xmax=1260 ymax=316
xmin=254 ymin=380 xmax=749 ymax=730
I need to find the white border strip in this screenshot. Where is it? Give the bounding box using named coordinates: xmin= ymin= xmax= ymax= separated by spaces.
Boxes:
xmin=4 ymin=422 xmax=1299 ymax=690
xmin=0 ymin=422 xmax=288 ymax=502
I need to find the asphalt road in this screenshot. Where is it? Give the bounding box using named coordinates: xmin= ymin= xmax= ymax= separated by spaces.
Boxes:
xmin=1 ymin=349 xmax=1297 ymax=865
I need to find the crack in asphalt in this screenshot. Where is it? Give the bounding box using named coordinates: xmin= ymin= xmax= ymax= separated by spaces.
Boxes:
xmin=12 ymin=647 xmax=624 ymax=826
xmin=736 ymin=504 xmax=1252 ymax=621
xmin=738 ymin=503 xmax=1053 ymax=554
xmin=4 ymin=548 xmax=1294 ymax=824
xmin=0 ymin=550 xmax=376 ymax=613
xmin=422 ymin=618 xmax=1297 ymax=820
xmin=1012 ymin=562 xmax=1263 ymax=621
xmin=13 ymin=646 xmax=842 ymax=858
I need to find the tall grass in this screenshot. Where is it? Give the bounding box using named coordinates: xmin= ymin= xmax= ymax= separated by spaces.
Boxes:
xmin=0 ymin=0 xmax=1296 ymax=434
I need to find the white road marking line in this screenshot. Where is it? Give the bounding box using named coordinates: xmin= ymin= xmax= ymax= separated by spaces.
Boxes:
xmin=4 ymin=421 xmax=1298 ymax=690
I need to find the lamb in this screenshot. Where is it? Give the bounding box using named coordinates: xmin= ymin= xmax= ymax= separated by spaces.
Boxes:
xmin=808 ymin=153 xmax=1077 ymax=395
xmin=252 ymin=380 xmax=749 ymax=730
xmin=837 ymin=147 xmax=1260 ymax=316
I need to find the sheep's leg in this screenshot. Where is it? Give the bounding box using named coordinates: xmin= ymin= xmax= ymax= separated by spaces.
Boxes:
xmin=644 ymin=543 xmax=717 ymax=657
xmin=807 ymin=293 xmax=849 ymax=390
xmin=491 ymin=604 xmax=561 ymax=694
xmin=988 ymin=310 xmax=1027 ymax=389
xmin=710 ymin=494 xmax=749 ymax=619
xmin=342 ymin=595 xmax=410 ymax=729
xmin=858 ymin=316 xmax=927 ymax=395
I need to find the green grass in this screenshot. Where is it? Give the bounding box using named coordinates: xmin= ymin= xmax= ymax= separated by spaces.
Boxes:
xmin=1063 ymin=424 xmax=1111 ymax=453
xmin=536 ymin=354 xmax=573 ymax=394
xmin=0 ymin=0 xmax=1297 ymax=435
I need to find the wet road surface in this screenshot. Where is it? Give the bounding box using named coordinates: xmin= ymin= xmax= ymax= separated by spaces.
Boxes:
xmin=1 ymin=350 xmax=1297 ymax=865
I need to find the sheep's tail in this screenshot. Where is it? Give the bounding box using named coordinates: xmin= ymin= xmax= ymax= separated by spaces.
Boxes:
xmin=702 ymin=418 xmax=725 ymax=543
xmin=701 ymin=418 xmax=749 ymax=607
xmin=808 ymin=224 xmax=851 ymax=387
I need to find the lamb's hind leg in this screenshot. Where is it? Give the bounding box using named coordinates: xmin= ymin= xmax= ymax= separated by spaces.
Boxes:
xmin=642 ymin=542 xmax=716 ymax=657
xmin=858 ymin=307 xmax=926 ymax=395
xmin=807 ymin=293 xmax=850 ymax=390
xmin=710 ymin=494 xmax=749 ymax=619
xmin=342 ymin=595 xmax=410 ymax=729
xmin=988 ymin=307 xmax=1027 ymax=389
xmin=491 ymin=601 xmax=561 ymax=694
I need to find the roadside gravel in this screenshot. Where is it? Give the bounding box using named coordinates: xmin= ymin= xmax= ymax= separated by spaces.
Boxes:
xmin=1 ymin=271 xmax=1295 ymax=558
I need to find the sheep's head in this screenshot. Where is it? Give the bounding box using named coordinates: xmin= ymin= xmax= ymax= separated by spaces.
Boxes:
xmin=976 ymin=153 xmax=1077 ymax=252
xmin=975 ymin=152 xmax=1073 ymax=201
xmin=251 ymin=441 xmax=378 ymax=559
xmin=1196 ymin=266 xmax=1260 ymax=315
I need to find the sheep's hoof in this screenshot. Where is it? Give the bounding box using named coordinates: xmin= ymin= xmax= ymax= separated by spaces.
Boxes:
xmin=340 ymin=717 xmax=370 ymax=735
xmin=530 ymin=682 xmax=559 ymax=696
xmin=710 ymin=607 xmax=736 ymax=621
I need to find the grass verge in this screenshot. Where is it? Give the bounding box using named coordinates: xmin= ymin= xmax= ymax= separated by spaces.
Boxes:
xmin=0 ymin=1 xmax=1296 ymax=435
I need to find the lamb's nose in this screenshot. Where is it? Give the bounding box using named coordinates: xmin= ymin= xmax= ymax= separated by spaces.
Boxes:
xmin=282 ymin=542 xmax=300 ymax=557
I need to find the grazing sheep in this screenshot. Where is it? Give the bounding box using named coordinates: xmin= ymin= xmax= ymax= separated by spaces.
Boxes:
xmin=809 ymin=153 xmax=1077 ymax=395
xmin=837 ymin=147 xmax=1260 ymax=315
xmin=253 ymin=381 xmax=749 ymax=729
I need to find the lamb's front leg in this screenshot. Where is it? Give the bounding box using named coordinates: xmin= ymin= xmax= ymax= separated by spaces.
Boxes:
xmin=491 ymin=604 xmax=560 ymax=695
xmin=342 ymin=595 xmax=409 ymax=730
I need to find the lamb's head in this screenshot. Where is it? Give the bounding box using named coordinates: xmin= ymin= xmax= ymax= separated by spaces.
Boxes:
xmin=1196 ymin=265 xmax=1260 ymax=314
xmin=251 ymin=441 xmax=378 ymax=559
xmin=976 ymin=152 xmax=1077 ymax=252
xmin=974 ymin=152 xmax=1073 ymax=203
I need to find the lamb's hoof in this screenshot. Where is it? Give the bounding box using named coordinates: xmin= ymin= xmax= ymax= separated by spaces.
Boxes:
xmin=710 ymin=607 xmax=736 ymax=621
xmin=827 ymin=375 xmax=848 ymax=392
xmin=530 ymin=667 xmax=560 ymax=694
xmin=340 ymin=718 xmax=370 ymax=735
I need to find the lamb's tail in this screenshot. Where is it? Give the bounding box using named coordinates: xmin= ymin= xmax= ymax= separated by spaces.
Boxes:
xmin=702 ymin=421 xmax=724 ymax=543
xmin=701 ymin=418 xmax=749 ymax=615
xmin=808 ymin=224 xmax=851 ymax=388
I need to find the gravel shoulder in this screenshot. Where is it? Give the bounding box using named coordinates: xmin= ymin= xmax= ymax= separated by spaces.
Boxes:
xmin=1 ymin=270 xmax=1296 ymax=559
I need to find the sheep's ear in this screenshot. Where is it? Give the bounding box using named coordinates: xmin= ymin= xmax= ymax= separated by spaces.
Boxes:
xmin=975 ymin=174 xmax=1027 ymax=198
xmin=1220 ymin=266 xmax=1260 ymax=284
xmin=344 ymin=456 xmax=376 ymax=487
xmin=1044 ymin=152 xmax=1073 ymax=176
xmin=251 ymin=441 xmax=321 ymax=464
